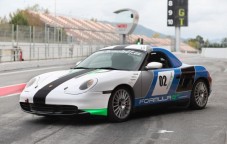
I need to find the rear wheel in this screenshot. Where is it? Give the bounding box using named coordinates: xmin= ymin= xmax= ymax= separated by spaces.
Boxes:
xmin=108 ymin=87 xmax=132 ymax=122
xmin=190 ymin=80 xmax=209 ymax=109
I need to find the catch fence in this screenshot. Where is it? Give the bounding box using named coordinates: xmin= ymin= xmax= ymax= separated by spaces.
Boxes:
xmin=0 ymin=24 xmax=133 ymax=62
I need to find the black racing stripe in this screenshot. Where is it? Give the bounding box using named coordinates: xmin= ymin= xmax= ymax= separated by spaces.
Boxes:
xmin=33 ymin=69 xmax=94 ymax=104
xmin=176 ymin=66 xmax=195 ymax=92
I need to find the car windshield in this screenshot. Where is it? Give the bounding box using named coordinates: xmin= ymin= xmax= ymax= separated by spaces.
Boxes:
xmin=75 ymin=49 xmax=146 ymax=71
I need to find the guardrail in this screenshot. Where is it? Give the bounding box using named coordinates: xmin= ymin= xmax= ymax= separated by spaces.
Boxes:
xmin=0 ymin=47 xmax=22 ymax=62
xmin=0 ymin=42 xmax=107 ymax=62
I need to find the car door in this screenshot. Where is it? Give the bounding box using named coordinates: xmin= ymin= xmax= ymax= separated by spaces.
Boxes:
xmin=137 ymin=52 xmax=181 ymax=106
xmin=147 ymin=68 xmax=181 ymax=96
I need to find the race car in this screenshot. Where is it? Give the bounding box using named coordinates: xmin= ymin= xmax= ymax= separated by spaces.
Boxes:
xmin=20 ymin=45 xmax=212 ymax=122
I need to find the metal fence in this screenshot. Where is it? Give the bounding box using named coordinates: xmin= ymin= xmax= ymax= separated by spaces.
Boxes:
xmin=0 ymin=24 xmax=131 ymax=62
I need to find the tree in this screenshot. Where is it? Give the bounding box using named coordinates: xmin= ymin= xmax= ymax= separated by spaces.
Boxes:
xmin=0 ymin=16 xmax=8 ymax=24
xmin=195 ymin=35 xmax=204 ymax=49
xmin=26 ymin=4 xmax=41 ymax=12
xmin=204 ymin=39 xmax=210 ymax=47
xmin=9 ymin=10 xmax=28 ymax=26
xmin=44 ymin=9 xmax=49 ymax=14
xmin=90 ymin=18 xmax=97 ymax=22
xmin=221 ymin=37 xmax=227 ymax=47
xmin=187 ymin=39 xmax=199 ymax=49
xmin=186 ymin=35 xmax=205 ymax=50
xmin=152 ymin=33 xmax=160 ymax=38
xmin=9 ymin=9 xmax=44 ymax=27
xmin=23 ymin=10 xmax=44 ymax=27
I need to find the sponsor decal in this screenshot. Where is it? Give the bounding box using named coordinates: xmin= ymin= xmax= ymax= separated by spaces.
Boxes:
xmin=103 ymin=50 xmax=142 ymax=56
xmin=171 ymin=94 xmax=189 ymax=100
xmin=171 ymin=94 xmax=180 ymax=100
xmin=139 ymin=96 xmax=172 ymax=104
xmin=117 ymin=24 xmax=128 ymax=29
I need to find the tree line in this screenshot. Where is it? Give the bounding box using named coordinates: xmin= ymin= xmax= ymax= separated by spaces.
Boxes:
xmin=186 ymin=35 xmax=227 ymax=50
xmin=0 ymin=4 xmax=48 ymax=27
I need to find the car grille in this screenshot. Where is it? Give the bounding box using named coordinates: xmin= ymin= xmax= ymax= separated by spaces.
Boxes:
xmin=20 ymin=102 xmax=78 ymax=115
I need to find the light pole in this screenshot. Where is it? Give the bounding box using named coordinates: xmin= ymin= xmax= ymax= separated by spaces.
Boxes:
xmin=54 ymin=0 xmax=56 ymax=19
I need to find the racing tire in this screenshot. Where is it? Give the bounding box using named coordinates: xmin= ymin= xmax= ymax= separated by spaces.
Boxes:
xmin=190 ymin=80 xmax=209 ymax=110
xmin=108 ymin=87 xmax=133 ymax=122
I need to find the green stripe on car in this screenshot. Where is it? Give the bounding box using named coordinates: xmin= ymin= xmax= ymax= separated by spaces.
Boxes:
xmin=83 ymin=108 xmax=107 ymax=116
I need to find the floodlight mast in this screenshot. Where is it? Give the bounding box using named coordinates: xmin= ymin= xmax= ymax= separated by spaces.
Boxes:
xmin=175 ymin=27 xmax=180 ymax=52
xmin=114 ymin=9 xmax=139 ymax=45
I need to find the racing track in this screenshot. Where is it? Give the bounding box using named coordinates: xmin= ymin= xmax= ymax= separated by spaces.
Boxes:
xmin=0 ymin=54 xmax=227 ymax=144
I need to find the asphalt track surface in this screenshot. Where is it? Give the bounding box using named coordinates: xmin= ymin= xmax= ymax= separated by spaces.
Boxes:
xmin=0 ymin=54 xmax=227 ymax=144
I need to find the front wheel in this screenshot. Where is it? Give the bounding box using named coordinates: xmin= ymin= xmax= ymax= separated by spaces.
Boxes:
xmin=190 ymin=80 xmax=209 ymax=109
xmin=108 ymin=87 xmax=132 ymax=122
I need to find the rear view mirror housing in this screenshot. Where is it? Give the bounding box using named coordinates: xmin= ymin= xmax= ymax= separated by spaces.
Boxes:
xmin=145 ymin=62 xmax=163 ymax=70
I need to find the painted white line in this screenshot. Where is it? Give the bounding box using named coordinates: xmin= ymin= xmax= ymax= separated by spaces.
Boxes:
xmin=0 ymin=66 xmax=64 ymax=76
xmin=157 ymin=130 xmax=174 ymax=134
xmin=0 ymin=83 xmax=26 ymax=89
xmin=0 ymin=93 xmax=20 ymax=99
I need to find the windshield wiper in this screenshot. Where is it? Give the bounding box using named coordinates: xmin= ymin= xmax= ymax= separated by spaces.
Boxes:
xmin=96 ymin=67 xmax=119 ymax=70
xmin=73 ymin=67 xmax=90 ymax=69
xmin=73 ymin=67 xmax=120 ymax=70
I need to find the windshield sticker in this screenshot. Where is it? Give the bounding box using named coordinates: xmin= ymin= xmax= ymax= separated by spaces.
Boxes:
xmin=102 ymin=50 xmax=142 ymax=56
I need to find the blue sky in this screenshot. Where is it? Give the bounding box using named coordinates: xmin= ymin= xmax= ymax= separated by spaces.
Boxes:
xmin=0 ymin=0 xmax=226 ymax=40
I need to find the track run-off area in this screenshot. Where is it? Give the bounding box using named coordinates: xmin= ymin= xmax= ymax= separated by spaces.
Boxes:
xmin=0 ymin=54 xmax=227 ymax=144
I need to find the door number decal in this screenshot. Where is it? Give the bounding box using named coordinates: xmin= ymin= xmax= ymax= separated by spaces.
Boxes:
xmin=152 ymin=71 xmax=174 ymax=96
xmin=159 ymin=76 xmax=167 ymax=86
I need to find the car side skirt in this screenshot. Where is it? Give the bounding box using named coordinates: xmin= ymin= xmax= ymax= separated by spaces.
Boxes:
xmin=133 ymin=98 xmax=190 ymax=113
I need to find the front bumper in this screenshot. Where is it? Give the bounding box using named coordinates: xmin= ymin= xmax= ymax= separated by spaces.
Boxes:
xmin=20 ymin=102 xmax=88 ymax=116
xmin=20 ymin=102 xmax=107 ymax=116
xmin=20 ymin=90 xmax=111 ymax=116
xmin=20 ymin=91 xmax=111 ymax=110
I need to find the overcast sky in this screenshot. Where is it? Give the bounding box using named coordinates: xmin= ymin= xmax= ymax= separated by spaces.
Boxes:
xmin=0 ymin=0 xmax=226 ymax=40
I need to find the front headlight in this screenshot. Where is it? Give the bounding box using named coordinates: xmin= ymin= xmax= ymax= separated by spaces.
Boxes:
xmin=79 ymin=79 xmax=95 ymax=90
xmin=26 ymin=77 xmax=39 ymax=88
xmin=64 ymin=78 xmax=98 ymax=95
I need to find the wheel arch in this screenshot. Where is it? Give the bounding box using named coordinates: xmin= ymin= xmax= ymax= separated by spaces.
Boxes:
xmin=107 ymin=84 xmax=135 ymax=122
xmin=111 ymin=84 xmax=135 ymax=104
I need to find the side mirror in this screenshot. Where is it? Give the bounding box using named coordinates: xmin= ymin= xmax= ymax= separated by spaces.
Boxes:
xmin=76 ymin=61 xmax=81 ymax=66
xmin=145 ymin=62 xmax=162 ymax=70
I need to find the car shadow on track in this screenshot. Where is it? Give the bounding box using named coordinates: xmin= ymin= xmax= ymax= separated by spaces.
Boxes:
xmin=25 ymin=115 xmax=108 ymax=126
xmin=24 ymin=105 xmax=211 ymax=126
xmin=131 ymin=106 xmax=191 ymax=120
